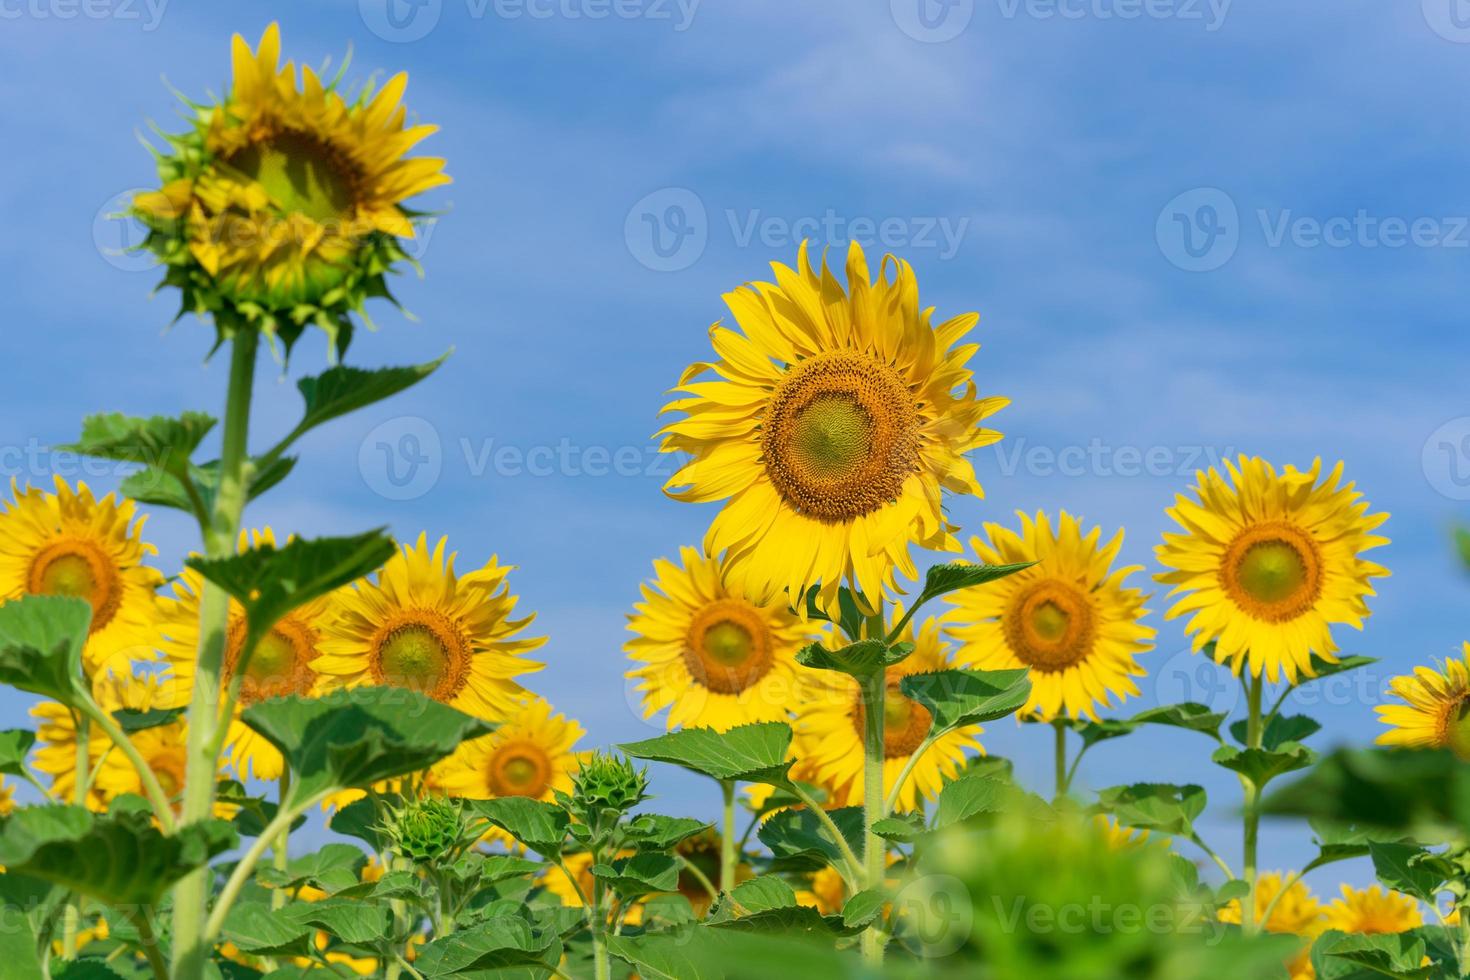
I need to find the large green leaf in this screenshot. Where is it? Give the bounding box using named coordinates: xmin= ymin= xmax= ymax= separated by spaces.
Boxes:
xmin=121 ymin=454 xmax=297 ymax=514
xmin=187 ymin=531 xmax=395 ymax=644
xmin=1303 ymin=819 xmax=1409 ymax=873
xmin=0 ymin=595 xmax=92 ymax=705
xmin=1129 ymin=702 xmax=1227 ymax=741
xmin=901 ymin=668 xmax=1031 ymax=737
xmin=1311 ymin=929 xmax=1432 ymax=980
xmin=62 ymin=411 xmax=215 ymax=472
xmin=795 ymin=639 xmax=913 ymax=678
xmin=282 ymin=354 xmax=450 ymax=447
xmin=1212 ymin=743 xmax=1315 ymax=788
xmin=241 ymin=688 xmax=492 ymax=802
xmin=412 ymin=917 xmax=560 ymax=975
xmin=758 ymin=806 xmax=864 ymax=871
xmin=256 ymin=843 xmax=367 ymax=894
xmin=1228 ymin=713 xmax=1322 ymax=750
xmin=621 ymin=723 xmax=795 ymax=786
xmin=1095 ymin=783 xmax=1207 ymax=837
xmin=606 ymin=927 xmax=854 ymax=980
xmin=463 ymin=797 xmax=570 ymax=856
xmin=591 ymin=852 xmax=680 ymax=898
xmin=0 ymin=729 xmax=36 ymax=777
xmin=1368 ymin=842 xmax=1449 ymax=905
xmin=1261 ymin=748 xmax=1470 ymax=839
xmin=917 ymin=560 xmax=1036 ymax=604
xmin=0 ymin=806 xmax=234 ymax=907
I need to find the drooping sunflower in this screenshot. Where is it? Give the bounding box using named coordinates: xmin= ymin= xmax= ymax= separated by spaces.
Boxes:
xmin=432 ymin=696 xmax=583 ymax=808
xmin=1157 ymin=457 xmax=1389 ymax=684
xmin=156 ymin=528 xmax=333 ymax=781
xmin=0 ymin=478 xmax=161 ymax=677
xmin=795 ymin=611 xmax=982 ymax=813
xmin=625 ymin=546 xmax=821 ymax=731
xmin=313 ymin=534 xmax=546 ymax=722
xmin=672 ymin=829 xmax=751 ymax=915
xmin=659 ymin=241 xmax=1007 ymax=613
xmin=1376 ymin=646 xmax=1470 ymax=758
xmin=1323 ymin=885 xmax=1422 ymax=934
xmin=946 ymin=511 xmax=1155 ymax=721
xmin=133 ymin=23 xmax=449 ymax=354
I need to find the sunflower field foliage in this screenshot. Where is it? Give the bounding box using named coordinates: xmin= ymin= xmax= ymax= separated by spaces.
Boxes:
xmin=3 ymin=21 xmax=1469 ymax=980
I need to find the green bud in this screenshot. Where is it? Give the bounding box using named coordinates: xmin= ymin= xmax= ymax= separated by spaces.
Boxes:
xmin=573 ymin=752 xmax=649 ymax=816
xmin=383 ymin=796 xmax=474 ymax=865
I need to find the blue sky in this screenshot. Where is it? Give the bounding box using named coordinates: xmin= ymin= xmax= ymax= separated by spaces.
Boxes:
xmin=3 ymin=0 xmax=1470 ymax=887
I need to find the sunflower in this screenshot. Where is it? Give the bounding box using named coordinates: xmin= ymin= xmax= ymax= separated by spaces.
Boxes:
xmin=796 ymin=865 xmax=849 ymax=916
xmin=314 ymin=534 xmax=545 ymax=722
xmin=672 ymin=829 xmax=750 ymax=916
xmin=541 ymin=850 xmax=644 ymax=926
xmin=946 ymin=511 xmax=1154 ymax=721
xmin=0 ymin=478 xmax=161 ymax=677
xmin=1324 ymin=885 xmax=1422 ymax=934
xmin=1156 ymin=457 xmax=1388 ymax=684
xmin=156 ymin=528 xmax=332 ymax=781
xmin=795 ymin=611 xmax=982 ymax=813
xmin=133 ymin=23 xmax=448 ymax=354
xmin=0 ymin=776 xmax=13 ymax=817
xmin=1375 ymin=646 xmax=1470 ymax=757
xmin=625 ymin=546 xmax=821 ymax=731
xmin=658 ymin=241 xmax=1007 ymax=614
xmin=1092 ymin=814 xmax=1153 ymax=852
xmin=1217 ymin=872 xmax=1325 ymax=979
xmin=431 ymin=696 xmax=584 ymax=845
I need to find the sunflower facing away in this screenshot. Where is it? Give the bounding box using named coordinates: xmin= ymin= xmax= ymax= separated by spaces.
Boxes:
xmin=795 ymin=611 xmax=982 ymax=813
xmin=156 ymin=529 xmax=332 ymax=781
xmin=1323 ymin=885 xmax=1422 ymax=934
xmin=659 ymin=241 xmax=1007 ymax=613
xmin=946 ymin=510 xmax=1155 ymax=721
xmin=314 ymin=533 xmax=545 ymax=722
xmin=133 ymin=22 xmax=449 ymax=354
xmin=625 ymin=546 xmax=821 ymax=731
xmin=432 ymin=696 xmax=584 ymax=807
xmin=0 ymin=478 xmax=161 ymax=677
xmin=1156 ymin=457 xmax=1389 ymax=684
xmin=1375 ymin=645 xmax=1470 ymax=757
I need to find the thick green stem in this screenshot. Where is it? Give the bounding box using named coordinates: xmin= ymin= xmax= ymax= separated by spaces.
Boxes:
xmin=171 ymin=329 xmax=259 ymax=980
xmin=590 ymin=840 xmax=611 ymax=980
xmin=859 ymin=634 xmax=887 ymax=968
xmin=62 ymin=713 xmax=88 ymax=958
xmin=1241 ymin=673 xmax=1263 ymax=936
xmin=719 ymin=779 xmax=736 ymax=893
xmin=270 ymin=770 xmax=292 ymax=912
xmin=1053 ymin=720 xmax=1068 ymax=798
xmin=1459 ymin=905 xmax=1470 ymax=978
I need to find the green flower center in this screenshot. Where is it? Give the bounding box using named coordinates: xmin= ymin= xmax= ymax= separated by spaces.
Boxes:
xmin=1029 ymin=601 xmax=1070 ymax=643
xmin=27 ymin=541 xmax=121 ymax=633
xmin=1445 ymin=700 xmax=1470 ymax=760
xmin=227 ymin=130 xmax=355 ymax=222
xmin=38 ymin=554 xmax=97 ymax=599
xmin=246 ymin=630 xmax=296 ymax=685
xmin=702 ymin=621 xmax=754 ymax=667
xmin=1222 ymin=521 xmax=1323 ymax=623
xmin=683 ymin=599 xmax=773 ymax=695
xmin=1235 ymin=541 xmax=1308 ymax=605
xmin=791 ymin=395 xmax=873 ymax=482
xmin=490 ymin=744 xmax=552 ymax=798
xmin=378 ymin=625 xmax=451 ymax=692
xmin=225 ymin=615 xmax=318 ymax=706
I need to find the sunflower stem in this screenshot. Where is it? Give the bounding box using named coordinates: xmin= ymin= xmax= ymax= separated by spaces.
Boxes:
xmin=590 ymin=839 xmax=611 ymax=980
xmin=1052 ymin=720 xmax=1069 ymax=798
xmin=61 ymin=712 xmax=89 ymax=959
xmin=271 ymin=768 xmax=292 ymax=912
xmin=719 ymin=779 xmax=737 ymax=893
xmin=1241 ymin=672 xmax=1263 ymax=936
xmin=860 ymin=610 xmax=888 ymax=968
xmin=1458 ymin=903 xmax=1470 ymax=977
xmin=172 ymin=327 xmax=260 ymax=980
xmin=78 ymin=698 xmax=177 ymax=832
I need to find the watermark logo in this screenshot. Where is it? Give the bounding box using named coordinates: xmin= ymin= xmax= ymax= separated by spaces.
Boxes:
xmin=1156 ymin=187 xmax=1239 ymax=272
xmin=92 ymin=189 xmax=156 ymax=273
xmin=625 ymin=188 xmax=708 ymax=272
xmin=893 ymin=874 xmax=973 ymax=957
xmin=360 ymin=0 xmax=444 ymax=42
xmin=1424 ymin=417 xmax=1470 ymax=501
xmin=359 ymin=416 xmax=443 ymax=500
xmin=1423 ymin=0 xmax=1470 ymax=42
xmin=1151 ymin=647 xmax=1240 ymax=716
xmin=0 ymin=0 xmax=169 ymax=30
xmin=891 ymin=0 xmax=975 ymax=42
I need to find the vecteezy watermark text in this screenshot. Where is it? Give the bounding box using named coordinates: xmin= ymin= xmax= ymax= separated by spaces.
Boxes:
xmin=0 ymin=0 xmax=167 ymax=30
xmin=991 ymin=439 xmax=1237 ymax=480
xmin=359 ymin=0 xmax=699 ymax=43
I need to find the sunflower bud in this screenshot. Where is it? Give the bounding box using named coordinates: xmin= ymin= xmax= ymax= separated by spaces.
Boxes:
xmin=383 ymin=796 xmax=474 ymax=865
xmin=572 ymin=752 xmax=648 ymax=818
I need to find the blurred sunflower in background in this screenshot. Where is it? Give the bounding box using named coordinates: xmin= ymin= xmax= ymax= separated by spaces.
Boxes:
xmin=1376 ymin=646 xmax=1470 ymax=757
xmin=157 ymin=528 xmax=330 ymax=781
xmin=796 ymin=611 xmax=981 ymax=812
xmin=946 ymin=510 xmax=1154 ymax=721
xmin=0 ymin=478 xmax=161 ymax=677
xmin=625 ymin=546 xmax=819 ymax=731
xmin=1157 ymin=457 xmax=1388 ymax=684
xmin=659 ymin=241 xmax=1006 ymax=613
xmin=314 ymin=534 xmax=545 ymax=721
xmin=541 ymin=851 xmax=643 ymax=926
xmin=1323 ymin=885 xmax=1422 ymax=934
xmin=1217 ymin=872 xmax=1324 ymax=980
xmin=133 ymin=22 xmax=449 ymax=355
xmin=433 ymin=696 xmax=583 ymax=816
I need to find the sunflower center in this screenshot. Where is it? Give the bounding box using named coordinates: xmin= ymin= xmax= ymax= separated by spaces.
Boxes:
xmin=225 ymin=615 xmax=319 ymax=706
xmin=761 ymin=351 xmax=921 ymax=524
xmin=1221 ymin=522 xmax=1323 ymax=623
xmin=27 ymin=540 xmax=123 ymax=634
xmin=488 ymin=742 xmax=552 ymax=798
xmin=1003 ymin=579 xmax=1096 ymax=672
xmin=369 ymin=610 xmax=472 ymax=703
xmin=225 ymin=129 xmax=358 ymax=222
xmin=852 ymin=680 xmax=933 ymax=758
xmin=683 ymin=599 xmax=774 ymax=695
xmin=150 ymin=752 xmax=186 ymax=799
xmin=1442 ymin=699 xmax=1470 ymax=760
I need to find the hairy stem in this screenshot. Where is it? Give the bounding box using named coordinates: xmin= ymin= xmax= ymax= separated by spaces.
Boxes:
xmin=860 ymin=607 xmax=888 ymax=968
xmin=1053 ymin=720 xmax=1068 ymax=798
xmin=1241 ymin=673 xmax=1263 ymax=936
xmin=719 ymin=779 xmax=737 ymax=893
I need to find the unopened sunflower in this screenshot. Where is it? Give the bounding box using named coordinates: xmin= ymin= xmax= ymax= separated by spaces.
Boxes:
xmin=156 ymin=529 xmax=331 ymax=781
xmin=1376 ymin=645 xmax=1470 ymax=757
xmin=625 ymin=546 xmax=821 ymax=731
xmin=659 ymin=242 xmax=1006 ymax=614
xmin=133 ymin=23 xmax=448 ymax=355
xmin=1157 ymin=457 xmax=1388 ymax=684
xmin=432 ymin=696 xmax=583 ymax=809
xmin=946 ymin=510 xmax=1154 ymax=721
xmin=313 ymin=533 xmax=545 ymax=721
xmin=795 ymin=611 xmax=981 ymax=812
xmin=0 ymin=478 xmax=161 ymax=677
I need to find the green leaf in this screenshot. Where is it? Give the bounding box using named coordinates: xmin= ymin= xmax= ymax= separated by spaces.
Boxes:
xmin=622 ymin=723 xmax=795 ymax=787
xmin=241 ymin=688 xmax=492 ymax=802
xmin=1261 ymin=748 xmax=1470 ymax=838
xmin=1228 ymin=713 xmax=1322 ymax=749
xmin=0 ymin=729 xmax=37 ymax=777
xmin=256 ymin=843 xmax=367 ymax=894
xmin=288 ymin=354 xmax=449 ymax=443
xmin=326 ymin=796 xmax=386 ymax=851
xmin=841 ymin=888 xmax=886 ymax=929
xmin=934 ymin=774 xmax=1009 ymax=829
xmin=0 ymin=806 xmax=235 ymax=906
xmin=916 ymin=560 xmax=1036 ymax=604
xmin=1129 ymin=702 xmax=1227 ymax=741
xmin=1300 ymin=654 xmax=1379 ymax=686
xmin=0 ymin=595 xmax=91 ymax=705
xmin=900 ymin=668 xmax=1031 ymax=737
xmin=709 ymin=876 xmax=798 ymax=923
xmin=1313 ymin=929 xmax=1432 ymax=980
xmin=121 ymin=455 xmax=297 ymax=513
xmin=800 ymin=585 xmax=871 ymax=643
xmin=607 ymin=927 xmax=854 ymax=979
xmin=463 ymin=797 xmax=570 ymax=855
xmin=623 ymin=814 xmax=712 ymax=851
xmin=1095 ymin=783 xmax=1207 ymax=837
xmin=758 ymin=806 xmax=864 ymax=871
xmin=111 ymin=706 xmax=185 ymax=734
xmin=62 ymin=411 xmax=215 ymax=472
xmin=794 ymin=639 xmax=913 ymax=678
xmin=279 ymin=897 xmax=390 ymax=944
xmin=220 ymin=901 xmax=313 ymax=956
xmin=187 ymin=530 xmax=396 ymax=643
xmin=413 ymin=917 xmax=560 ymax=975
xmin=1211 ymin=742 xmax=1315 ymax=788
xmin=1303 ymin=819 xmax=1409 ymax=872
xmin=1369 ymin=842 xmax=1448 ymax=905
xmin=591 ymin=853 xmax=681 ymax=898
xmin=871 ymin=811 xmax=925 ymax=843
